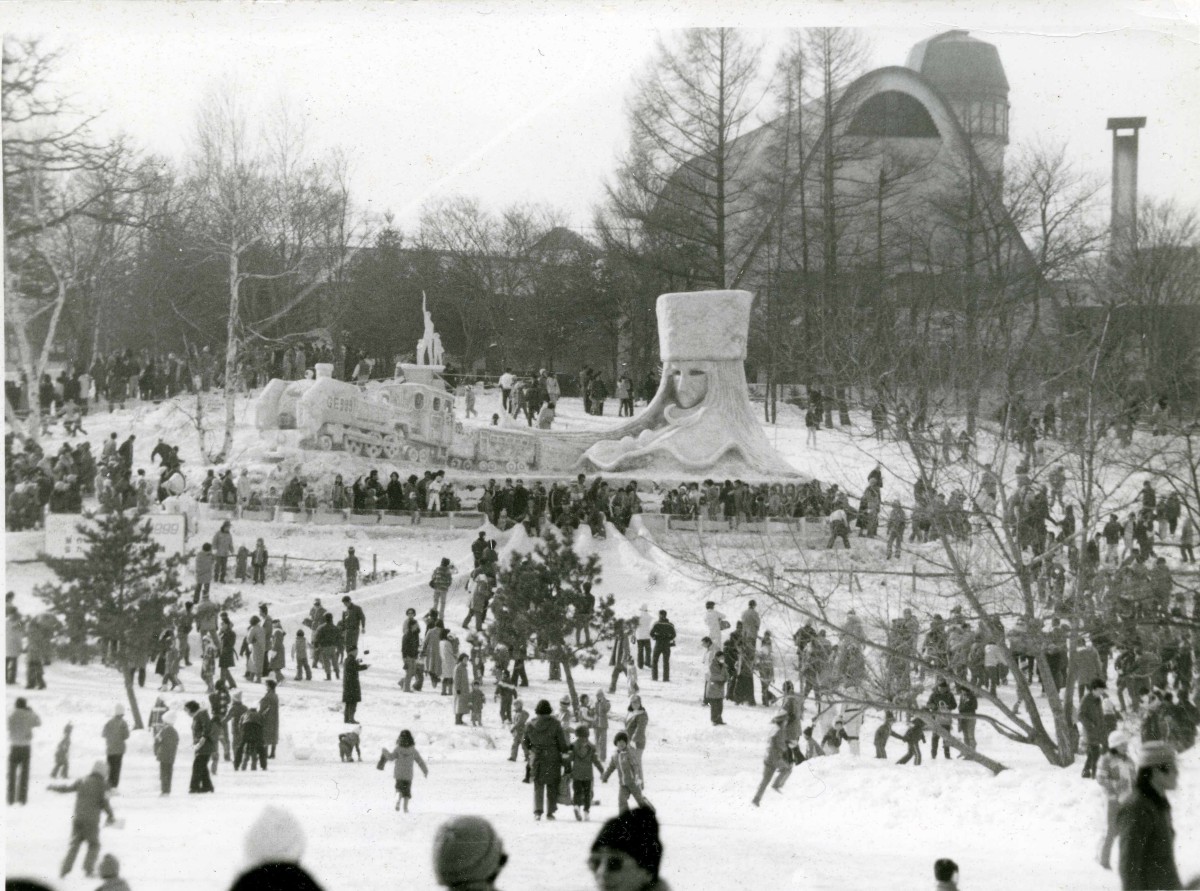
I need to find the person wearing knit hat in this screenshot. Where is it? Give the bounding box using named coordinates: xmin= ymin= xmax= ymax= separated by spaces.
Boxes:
xmin=95 ymin=854 xmax=130 ymax=891
xmin=154 ymin=709 xmax=180 ymax=796
xmin=588 ymin=807 xmax=669 ymax=891
xmin=244 ymin=806 xmax=307 ymax=869
xmin=1117 ymin=741 xmax=1181 ymax=889
xmin=1096 ymin=729 xmax=1134 ymax=870
xmin=433 ymin=815 xmax=507 ymax=890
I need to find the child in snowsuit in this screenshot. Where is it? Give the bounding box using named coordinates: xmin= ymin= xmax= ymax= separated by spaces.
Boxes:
xmin=496 ymin=670 xmax=516 ymax=724
xmin=382 ymin=729 xmax=428 ymax=813
xmin=200 ymin=637 xmax=216 ymax=693
xmin=601 ymin=731 xmax=654 ymax=814
xmin=803 ymin=725 xmax=824 ymax=759
xmin=469 ymin=681 xmax=485 ymax=726
xmin=568 ymin=725 xmax=605 ymax=821
xmin=894 ymin=717 xmax=926 ymax=765
xmin=292 ymin=630 xmax=312 ymax=681
xmin=509 ymin=700 xmax=529 ymax=763
xmin=51 ymin=723 xmax=72 ymax=778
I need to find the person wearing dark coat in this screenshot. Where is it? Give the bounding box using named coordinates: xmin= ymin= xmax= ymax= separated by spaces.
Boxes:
xmin=218 ymin=621 xmax=238 ymax=690
xmin=183 ymin=701 xmax=215 ymax=793
xmin=649 ymin=611 xmax=676 ymax=682
xmin=342 ymin=649 xmax=369 ymax=724
xmin=236 ymin=707 xmax=267 ymax=771
xmin=523 ymin=700 xmax=570 ymax=820
xmin=341 ymin=596 xmax=366 ymax=651
xmin=50 ymin=759 xmax=115 ymax=878
xmin=453 ymin=654 xmax=471 ymax=725
xmin=259 ymin=681 xmax=280 ymax=759
xmin=1078 ymin=680 xmax=1107 ymax=778
xmin=400 ymin=609 xmax=422 ymax=692
xmin=1117 ymin=742 xmax=1182 ymax=890
xmin=926 ymin=680 xmax=957 ymax=759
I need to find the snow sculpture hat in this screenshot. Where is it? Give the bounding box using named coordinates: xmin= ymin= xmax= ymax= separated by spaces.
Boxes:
xmin=244 ymin=806 xmax=307 ymax=867
xmin=657 ymin=290 xmax=752 ymax=362
xmin=433 ymin=816 xmax=506 ymax=887
xmin=591 ymin=807 xmax=663 ymax=878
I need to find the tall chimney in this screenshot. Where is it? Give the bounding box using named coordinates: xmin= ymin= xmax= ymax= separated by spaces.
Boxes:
xmin=1107 ymin=117 xmax=1146 ymax=258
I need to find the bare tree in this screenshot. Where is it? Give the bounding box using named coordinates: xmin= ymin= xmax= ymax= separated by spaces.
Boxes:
xmin=3 ymin=38 xmax=147 ymax=437
xmin=607 ymin=28 xmax=766 ymax=289
xmin=183 ymin=84 xmax=357 ymax=459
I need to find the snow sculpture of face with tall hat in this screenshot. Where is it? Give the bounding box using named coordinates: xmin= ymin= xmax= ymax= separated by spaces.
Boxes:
xmin=580 ymin=290 xmax=798 ymax=477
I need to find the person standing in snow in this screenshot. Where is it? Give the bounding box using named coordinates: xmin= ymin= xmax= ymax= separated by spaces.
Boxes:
xmin=704 ymin=602 xmax=727 ymax=649
xmin=609 ymin=619 xmax=632 ymax=694
xmin=340 ymin=595 xmax=366 ymax=653
xmin=100 ymin=704 xmax=130 ymax=789
xmin=650 ymin=610 xmax=676 ymax=683
xmin=706 ymin=654 xmax=728 ymax=726
xmin=343 ymin=547 xmax=359 ymax=591
xmin=184 ymin=700 xmax=216 ymax=792
xmin=1078 ymin=679 xmax=1107 ymax=778
xmin=635 ymin=605 xmax=653 ymax=669
xmin=259 ymin=679 xmax=281 ymax=760
xmin=601 ymin=732 xmax=654 ymax=814
xmin=342 ymin=648 xmax=369 ymax=725
xmin=382 ymin=729 xmax=428 ymax=813
xmin=1097 ymin=729 xmax=1134 ymax=870
xmin=7 ymin=697 xmax=40 ymax=805
xmin=508 ymin=699 xmax=529 ymax=765
xmin=568 ymin=724 xmax=605 ymax=822
xmin=154 ymin=711 xmax=180 ymax=795
xmin=625 ymin=695 xmax=649 ymax=786
xmin=50 ymin=759 xmax=115 ymax=879
xmin=429 ymin=557 xmax=454 ymax=619
xmin=212 ymin=521 xmax=234 ymax=584
xmin=926 ymin=679 xmax=957 ymax=759
xmin=51 ymin=721 xmax=72 ymax=779
xmin=523 ymin=699 xmax=569 ymax=821
xmin=594 ymin=691 xmax=611 ymax=762
xmin=453 ymin=653 xmax=471 ymax=725
xmin=1117 ymin=741 xmax=1183 ymax=890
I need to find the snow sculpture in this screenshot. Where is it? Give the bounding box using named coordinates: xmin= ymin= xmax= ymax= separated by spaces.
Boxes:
xmin=580 ymin=290 xmax=799 ymax=477
xmin=416 ymin=292 xmax=445 ymax=367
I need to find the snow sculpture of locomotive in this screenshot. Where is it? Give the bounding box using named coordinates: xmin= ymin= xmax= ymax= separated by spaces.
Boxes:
xmin=255 ymin=290 xmax=800 ymax=478
xmin=255 ymin=363 xmax=455 ymax=462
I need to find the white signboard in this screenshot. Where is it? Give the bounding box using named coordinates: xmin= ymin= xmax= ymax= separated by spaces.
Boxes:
xmin=43 ymin=513 xmax=189 ymax=560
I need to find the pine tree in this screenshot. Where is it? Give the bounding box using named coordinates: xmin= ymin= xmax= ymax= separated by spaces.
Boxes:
xmin=37 ymin=511 xmax=188 ymax=728
xmin=491 ymin=528 xmax=614 ymax=714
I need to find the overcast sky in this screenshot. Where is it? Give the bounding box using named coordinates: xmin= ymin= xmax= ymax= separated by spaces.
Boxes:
xmin=6 ymin=0 xmax=1199 ymax=236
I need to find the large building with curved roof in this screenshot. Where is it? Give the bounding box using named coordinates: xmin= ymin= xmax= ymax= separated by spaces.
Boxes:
xmin=715 ymin=29 xmax=1035 ymax=296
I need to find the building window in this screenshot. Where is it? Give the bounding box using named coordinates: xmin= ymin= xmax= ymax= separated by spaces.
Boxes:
xmin=847 ymin=91 xmax=940 ymax=138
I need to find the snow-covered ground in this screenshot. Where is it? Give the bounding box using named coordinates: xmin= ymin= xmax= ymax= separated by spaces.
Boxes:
xmin=6 ymin=389 xmax=1198 ymax=890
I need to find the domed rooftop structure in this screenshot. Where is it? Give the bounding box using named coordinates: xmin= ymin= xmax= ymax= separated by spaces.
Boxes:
xmin=906 ymin=30 xmax=1009 ymax=98
xmin=907 ymin=30 xmax=1010 ymax=149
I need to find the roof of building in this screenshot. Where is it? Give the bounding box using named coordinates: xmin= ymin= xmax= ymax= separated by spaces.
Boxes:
xmin=906 ymin=30 xmax=1009 ymax=97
